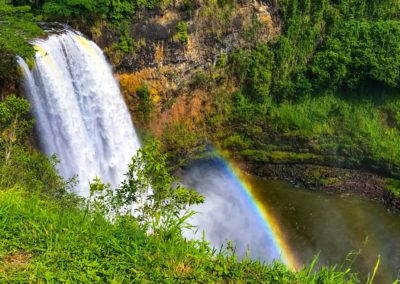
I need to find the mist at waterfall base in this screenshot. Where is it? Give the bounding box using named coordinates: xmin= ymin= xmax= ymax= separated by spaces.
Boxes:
xmin=182 ymin=158 xmax=284 ymax=263
xmin=182 ymin=158 xmax=400 ymax=283
xmin=18 ymin=31 xmax=141 ymax=197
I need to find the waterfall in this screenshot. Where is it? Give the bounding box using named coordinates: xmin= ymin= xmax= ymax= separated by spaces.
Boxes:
xmin=18 ymin=30 xmax=141 ymax=197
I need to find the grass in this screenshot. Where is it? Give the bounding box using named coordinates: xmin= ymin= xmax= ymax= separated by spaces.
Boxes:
xmin=385 ymin=178 xmax=400 ymax=198
xmin=275 ymin=93 xmax=400 ymax=167
xmin=217 ymin=92 xmax=400 ymax=179
xmin=0 ymin=186 xmax=360 ymax=283
xmin=239 ymin=149 xmax=320 ymax=163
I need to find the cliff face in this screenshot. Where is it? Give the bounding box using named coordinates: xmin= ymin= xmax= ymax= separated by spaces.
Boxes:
xmin=87 ymin=0 xmax=280 ymax=140
xmin=0 ymin=1 xmax=279 ymax=153
xmin=100 ymin=0 xmax=280 ymax=72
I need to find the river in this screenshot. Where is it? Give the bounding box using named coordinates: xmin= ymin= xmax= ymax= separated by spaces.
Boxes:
xmin=183 ymin=158 xmax=400 ymax=283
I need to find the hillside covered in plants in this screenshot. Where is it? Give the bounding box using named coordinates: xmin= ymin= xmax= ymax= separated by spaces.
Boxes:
xmin=2 ymin=0 xmax=400 ymax=173
xmin=0 ymin=94 xmax=362 ymax=282
xmin=1 ymin=0 xmax=400 ymax=282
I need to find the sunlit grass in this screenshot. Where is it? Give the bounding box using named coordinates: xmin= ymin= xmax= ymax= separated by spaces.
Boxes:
xmin=0 ymin=186 xmax=360 ymax=283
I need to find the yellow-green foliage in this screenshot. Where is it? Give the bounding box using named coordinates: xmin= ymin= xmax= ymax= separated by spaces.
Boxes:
xmin=161 ymin=121 xmax=203 ymax=167
xmin=176 ymin=21 xmax=189 ymax=43
xmin=222 ymin=91 xmax=400 ymax=175
xmin=0 ymin=186 xmax=360 ymax=283
xmin=0 ymin=1 xmax=43 ymax=57
xmin=239 ymin=149 xmax=320 ymax=163
xmin=42 ymin=0 xmax=171 ymax=22
xmin=385 ymin=178 xmax=400 ymax=198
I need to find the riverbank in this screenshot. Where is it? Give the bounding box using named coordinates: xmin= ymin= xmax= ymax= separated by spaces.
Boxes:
xmin=240 ymin=162 xmax=400 ymax=214
xmin=175 ymin=146 xmax=400 ymax=214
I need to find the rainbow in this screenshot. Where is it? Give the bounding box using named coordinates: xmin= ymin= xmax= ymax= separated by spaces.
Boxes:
xmin=212 ymin=147 xmax=301 ymax=270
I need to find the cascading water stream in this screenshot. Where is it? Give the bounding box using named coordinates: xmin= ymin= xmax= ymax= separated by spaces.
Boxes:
xmin=18 ymin=30 xmax=141 ymax=197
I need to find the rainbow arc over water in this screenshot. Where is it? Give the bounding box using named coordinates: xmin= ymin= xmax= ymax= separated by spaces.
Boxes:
xmin=213 ymin=147 xmax=301 ymax=270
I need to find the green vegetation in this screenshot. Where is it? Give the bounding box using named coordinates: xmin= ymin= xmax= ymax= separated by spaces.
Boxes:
xmin=311 ymin=20 xmax=400 ymax=90
xmin=270 ymin=0 xmax=400 ymax=99
xmin=0 ymin=186 xmax=361 ymax=282
xmin=176 ymin=21 xmax=189 ymax=43
xmin=196 ymin=0 xmax=400 ymax=181
xmin=0 ymin=98 xmax=360 ymax=282
xmin=229 ymin=44 xmax=274 ymax=121
xmin=0 ymin=1 xmax=42 ymax=58
xmin=385 ymin=178 xmax=400 ymax=198
xmin=228 ymin=0 xmax=400 ymax=100
xmin=42 ymin=0 xmax=171 ymax=22
xmin=216 ymin=89 xmax=400 ymax=177
xmin=0 ymin=1 xmax=43 ymax=82
xmin=90 ymin=140 xmax=204 ymax=236
xmin=135 ymin=85 xmax=155 ymax=123
xmin=162 ymin=121 xmax=205 ymax=168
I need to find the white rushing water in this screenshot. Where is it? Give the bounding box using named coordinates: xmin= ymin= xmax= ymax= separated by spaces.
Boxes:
xmin=18 ymin=31 xmax=141 ymax=197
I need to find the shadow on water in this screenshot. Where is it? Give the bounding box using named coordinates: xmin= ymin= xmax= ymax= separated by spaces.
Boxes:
xmin=183 ymin=158 xmax=400 ymax=283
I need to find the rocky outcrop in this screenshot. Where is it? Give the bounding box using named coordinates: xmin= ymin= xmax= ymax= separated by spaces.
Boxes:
xmin=86 ymin=0 xmax=280 ymax=137
xmin=104 ymin=0 xmax=280 ymax=73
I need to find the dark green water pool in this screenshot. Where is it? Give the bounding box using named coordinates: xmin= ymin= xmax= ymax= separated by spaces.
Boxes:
xmin=248 ymin=176 xmax=400 ymax=283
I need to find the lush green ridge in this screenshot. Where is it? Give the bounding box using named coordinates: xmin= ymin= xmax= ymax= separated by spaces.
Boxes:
xmin=42 ymin=0 xmax=169 ymax=21
xmin=203 ymin=0 xmax=400 ymax=179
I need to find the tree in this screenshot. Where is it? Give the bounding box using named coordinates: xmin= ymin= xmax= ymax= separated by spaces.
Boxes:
xmin=90 ymin=140 xmax=204 ymax=238
xmin=0 ymin=95 xmax=32 ymax=163
xmin=229 ymin=44 xmax=274 ymax=104
xmin=0 ymin=1 xmax=43 ymax=82
xmin=0 ymin=95 xmax=31 ymax=187
xmin=0 ymin=95 xmax=70 ymax=197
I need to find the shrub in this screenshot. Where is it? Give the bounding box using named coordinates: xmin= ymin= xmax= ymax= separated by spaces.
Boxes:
xmin=136 ymin=85 xmax=155 ymax=123
xmin=0 ymin=2 xmax=43 ymax=81
xmin=89 ymin=140 xmax=204 ymax=238
xmin=229 ymin=44 xmax=274 ymax=104
xmin=189 ymin=71 xmax=208 ymax=89
xmin=176 ymin=21 xmax=189 ymax=43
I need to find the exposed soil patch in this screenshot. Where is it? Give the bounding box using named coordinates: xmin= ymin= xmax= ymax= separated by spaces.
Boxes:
xmin=0 ymin=252 xmax=31 ymax=274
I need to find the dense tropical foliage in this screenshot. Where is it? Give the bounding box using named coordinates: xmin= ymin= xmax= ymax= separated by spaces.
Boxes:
xmin=212 ymin=0 xmax=400 ymax=179
xmin=1 ymin=0 xmax=400 ymax=282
